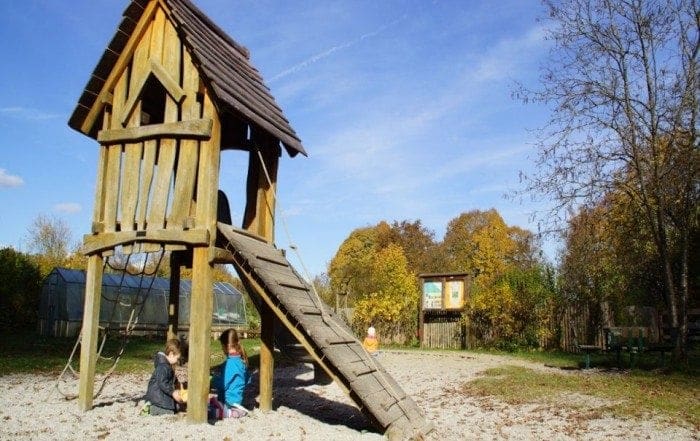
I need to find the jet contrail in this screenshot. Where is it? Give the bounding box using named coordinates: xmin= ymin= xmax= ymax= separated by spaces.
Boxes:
xmin=269 ymin=14 xmax=407 ymax=83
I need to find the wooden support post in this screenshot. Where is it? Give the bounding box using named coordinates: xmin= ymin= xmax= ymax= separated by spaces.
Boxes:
xmin=185 ymin=78 xmax=220 ymax=424
xmin=242 ymin=138 xmax=280 ymax=412
xmin=78 ymin=254 xmax=104 ymax=411
xmin=187 ymin=247 xmax=213 ymax=422
xmin=167 ymin=252 xmax=181 ymax=340
xmin=242 ymin=140 xmax=279 ymax=240
xmin=259 ymin=302 xmax=275 ymax=411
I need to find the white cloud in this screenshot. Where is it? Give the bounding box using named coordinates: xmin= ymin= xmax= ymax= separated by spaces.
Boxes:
xmin=0 ymin=106 xmax=61 ymax=121
xmin=471 ymin=25 xmax=547 ymax=83
xmin=0 ymin=168 xmax=24 ymax=187
xmin=53 ymin=202 xmax=81 ymax=214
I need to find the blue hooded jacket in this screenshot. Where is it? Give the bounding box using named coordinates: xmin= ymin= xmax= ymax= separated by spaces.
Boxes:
xmin=212 ymin=354 xmax=248 ymax=406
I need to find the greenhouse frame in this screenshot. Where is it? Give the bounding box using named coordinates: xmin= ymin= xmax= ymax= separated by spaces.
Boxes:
xmin=38 ymin=268 xmax=247 ymax=337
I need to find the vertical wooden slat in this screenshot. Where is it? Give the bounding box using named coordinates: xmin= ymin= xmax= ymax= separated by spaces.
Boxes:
xmin=146 ymin=10 xmax=178 ymax=236
xmin=187 ymin=86 xmax=220 ymax=424
xmin=91 ymin=106 xmax=112 ymax=230
xmin=102 ymin=146 xmax=123 ymax=235
xmin=122 ymin=18 xmax=154 ymax=254
xmin=168 ymin=48 xmax=200 ymax=229
xmin=136 ymin=139 xmax=157 ymax=230
xmin=102 ymin=57 xmax=131 ymax=236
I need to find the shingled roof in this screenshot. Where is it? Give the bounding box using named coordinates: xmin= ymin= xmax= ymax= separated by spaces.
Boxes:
xmin=68 ymin=0 xmax=306 ymax=157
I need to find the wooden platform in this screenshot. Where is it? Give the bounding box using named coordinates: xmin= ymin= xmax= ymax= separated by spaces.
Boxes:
xmin=217 ymin=223 xmax=432 ymax=440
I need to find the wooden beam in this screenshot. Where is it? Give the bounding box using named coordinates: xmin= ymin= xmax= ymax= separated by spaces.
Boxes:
xmin=186 ymin=81 xmax=222 ymax=425
xmin=259 ymin=302 xmax=274 ymax=411
xmin=242 ymin=141 xmax=279 ymax=240
xmin=81 ymin=228 xmax=209 ymax=255
xmin=97 ymin=118 xmax=212 ymax=143
xmin=150 ymin=60 xmax=186 ymax=103
xmin=80 ymin=1 xmax=159 ymax=134
xmin=187 ymin=247 xmax=213 ymax=423
xmin=78 ymin=254 xmax=104 ymax=411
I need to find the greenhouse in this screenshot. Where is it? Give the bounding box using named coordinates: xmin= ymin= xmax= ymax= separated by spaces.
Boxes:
xmin=38 ymin=267 xmax=247 ymax=337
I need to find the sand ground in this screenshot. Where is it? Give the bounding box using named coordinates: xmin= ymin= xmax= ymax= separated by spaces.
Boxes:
xmin=0 ymin=350 xmax=696 ymax=440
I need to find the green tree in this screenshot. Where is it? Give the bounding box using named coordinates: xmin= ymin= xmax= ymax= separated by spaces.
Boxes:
xmin=352 ymin=244 xmax=420 ymax=342
xmin=328 ymin=226 xmax=378 ymax=307
xmin=0 ymin=247 xmax=42 ymax=330
xmin=329 ymin=224 xmax=421 ymax=341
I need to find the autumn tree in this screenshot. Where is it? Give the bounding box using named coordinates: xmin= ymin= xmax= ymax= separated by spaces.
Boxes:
xmin=443 ymin=209 xmax=530 ymax=280
xmin=328 ymin=226 xmax=378 ymax=307
xmin=329 ymin=224 xmax=420 ymax=341
xmin=518 ymin=0 xmax=698 ymax=355
xmin=352 ymin=244 xmax=420 ymax=342
xmin=443 ymin=209 xmax=555 ymax=348
xmin=375 ymin=220 xmax=443 ymax=274
xmin=26 ymin=214 xmax=73 ymax=277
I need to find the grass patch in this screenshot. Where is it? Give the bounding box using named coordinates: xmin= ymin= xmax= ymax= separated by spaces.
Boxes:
xmin=0 ymin=330 xmax=261 ymax=376
xmin=463 ymin=364 xmax=700 ymax=428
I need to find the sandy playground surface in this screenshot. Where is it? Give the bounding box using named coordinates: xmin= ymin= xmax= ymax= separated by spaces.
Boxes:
xmin=0 ymin=350 xmax=696 ymax=440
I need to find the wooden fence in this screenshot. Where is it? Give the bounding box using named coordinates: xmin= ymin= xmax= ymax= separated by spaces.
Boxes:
xmin=421 ymin=311 xmax=465 ymax=349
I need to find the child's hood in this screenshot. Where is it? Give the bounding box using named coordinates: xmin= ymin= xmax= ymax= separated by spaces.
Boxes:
xmin=153 ymin=351 xmax=169 ymax=366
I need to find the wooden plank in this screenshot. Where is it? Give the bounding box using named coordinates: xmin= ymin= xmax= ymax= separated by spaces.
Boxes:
xmin=146 ymin=137 xmax=175 ymax=229
xmin=143 ymin=9 xmax=179 ymax=253
xmin=90 ymin=105 xmax=113 ymax=228
xmin=97 ymin=119 xmax=213 ymax=143
xmin=136 ymin=139 xmax=157 ymax=230
xmin=119 ymin=142 xmax=142 ymax=234
xmin=118 ymin=6 xmax=147 ymax=240
xmin=149 ymin=59 xmax=186 ymax=103
xmin=102 ymin=68 xmax=130 ymax=234
xmin=322 ymin=342 xmax=366 ymax=363
xmin=82 ymin=228 xmax=209 ymax=255
xmin=78 ymin=254 xmax=104 ymax=411
xmin=350 ymin=372 xmax=386 ymax=397
xmin=91 ymin=145 xmax=109 ymax=227
xmin=102 ymin=145 xmax=122 ymax=234
xmin=168 ymin=50 xmax=201 ymax=229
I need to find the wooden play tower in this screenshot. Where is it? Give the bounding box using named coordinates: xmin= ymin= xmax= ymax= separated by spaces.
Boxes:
xmin=69 ymin=1 xmax=431 ymax=438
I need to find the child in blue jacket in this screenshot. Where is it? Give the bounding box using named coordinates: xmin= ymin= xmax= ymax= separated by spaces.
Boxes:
xmin=211 ymin=328 xmax=249 ymax=418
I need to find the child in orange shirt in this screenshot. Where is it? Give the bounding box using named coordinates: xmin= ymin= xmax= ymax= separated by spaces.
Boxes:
xmin=362 ymin=326 xmax=379 ymax=356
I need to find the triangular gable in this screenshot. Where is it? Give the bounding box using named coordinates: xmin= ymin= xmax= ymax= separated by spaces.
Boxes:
xmin=68 ymin=0 xmax=306 ymax=157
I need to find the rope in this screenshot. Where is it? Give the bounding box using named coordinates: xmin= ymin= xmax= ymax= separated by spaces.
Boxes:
xmin=253 ymin=149 xmax=414 ymax=421
xmin=55 ymin=247 xmax=165 ymax=401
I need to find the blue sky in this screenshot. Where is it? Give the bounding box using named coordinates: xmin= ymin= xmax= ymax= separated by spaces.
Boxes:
xmin=0 ymin=0 xmax=554 ymax=277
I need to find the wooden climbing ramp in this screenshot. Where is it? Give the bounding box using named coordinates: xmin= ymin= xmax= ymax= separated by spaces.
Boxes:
xmin=217 ymin=223 xmax=433 ymax=440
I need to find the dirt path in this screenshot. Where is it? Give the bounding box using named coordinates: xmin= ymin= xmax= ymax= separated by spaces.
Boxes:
xmin=0 ymin=350 xmax=695 ymax=440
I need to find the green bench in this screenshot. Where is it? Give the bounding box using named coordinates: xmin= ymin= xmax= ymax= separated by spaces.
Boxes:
xmin=604 ymin=326 xmax=674 ymax=368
